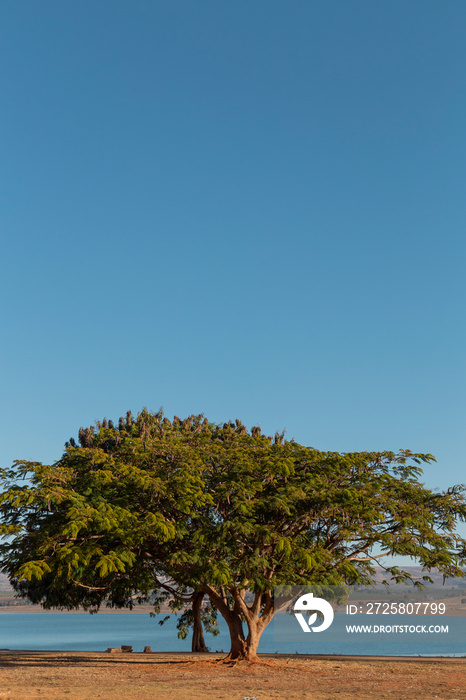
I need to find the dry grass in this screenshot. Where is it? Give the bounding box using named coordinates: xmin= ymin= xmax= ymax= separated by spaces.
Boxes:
xmin=0 ymin=651 xmax=464 ymax=699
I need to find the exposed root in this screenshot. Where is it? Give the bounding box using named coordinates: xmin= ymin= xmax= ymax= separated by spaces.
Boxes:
xmin=215 ymin=656 xmax=284 ymax=668
xmin=178 ymin=654 xmax=314 ymax=671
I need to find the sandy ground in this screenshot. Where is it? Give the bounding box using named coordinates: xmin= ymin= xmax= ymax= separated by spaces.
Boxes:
xmin=0 ymin=652 xmax=464 ymax=699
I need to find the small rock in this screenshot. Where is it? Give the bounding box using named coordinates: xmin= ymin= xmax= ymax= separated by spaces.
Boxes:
xmin=106 ymin=648 xmax=122 ymax=653
xmin=143 ymin=646 xmax=152 ymax=653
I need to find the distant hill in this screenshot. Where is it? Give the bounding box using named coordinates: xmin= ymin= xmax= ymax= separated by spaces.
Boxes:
xmin=371 ymin=567 xmax=466 ymax=587
xmin=0 ymin=573 xmax=13 ymax=593
xmin=0 ymin=567 xmax=464 ymax=596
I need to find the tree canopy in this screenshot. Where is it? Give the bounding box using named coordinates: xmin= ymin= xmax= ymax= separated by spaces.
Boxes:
xmin=1 ymin=409 xmax=465 ymax=660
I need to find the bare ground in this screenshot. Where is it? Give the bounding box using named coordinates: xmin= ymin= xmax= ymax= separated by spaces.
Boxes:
xmin=0 ymin=652 xmax=464 ymax=699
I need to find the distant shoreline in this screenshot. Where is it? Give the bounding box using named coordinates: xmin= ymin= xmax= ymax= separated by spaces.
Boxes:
xmin=0 ymin=605 xmax=158 ymax=613
xmin=0 ymin=650 xmax=465 ymax=660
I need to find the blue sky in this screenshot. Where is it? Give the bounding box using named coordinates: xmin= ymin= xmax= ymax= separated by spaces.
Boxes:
xmin=1 ymin=0 xmax=465 ymax=531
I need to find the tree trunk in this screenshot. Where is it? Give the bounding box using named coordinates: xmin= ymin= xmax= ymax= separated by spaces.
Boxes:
xmin=191 ymin=591 xmax=209 ymax=653
xmin=224 ymin=614 xmax=271 ymax=661
xmin=224 ymin=611 xmax=249 ymax=660
xmin=203 ymin=585 xmax=274 ymax=662
xmin=244 ymin=621 xmax=261 ymax=661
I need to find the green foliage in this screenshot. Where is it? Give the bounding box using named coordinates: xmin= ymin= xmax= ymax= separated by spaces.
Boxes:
xmin=0 ymin=409 xmax=465 ymax=658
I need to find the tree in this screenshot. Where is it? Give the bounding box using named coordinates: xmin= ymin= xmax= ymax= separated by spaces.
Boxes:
xmin=0 ymin=410 xmax=217 ymax=651
xmin=155 ymin=588 xmax=220 ymax=652
xmin=1 ymin=410 xmax=465 ymax=661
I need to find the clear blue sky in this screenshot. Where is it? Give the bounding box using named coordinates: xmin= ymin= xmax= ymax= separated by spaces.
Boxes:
xmin=1 ymin=1 xmax=465 ymax=518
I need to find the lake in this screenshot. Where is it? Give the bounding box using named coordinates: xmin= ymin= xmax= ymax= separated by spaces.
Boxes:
xmin=0 ymin=613 xmax=464 ymax=656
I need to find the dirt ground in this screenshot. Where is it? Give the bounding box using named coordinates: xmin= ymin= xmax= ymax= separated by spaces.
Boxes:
xmin=0 ymin=652 xmax=464 ymax=700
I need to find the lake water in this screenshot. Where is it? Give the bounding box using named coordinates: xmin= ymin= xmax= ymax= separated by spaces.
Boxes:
xmin=0 ymin=613 xmax=464 ymax=656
